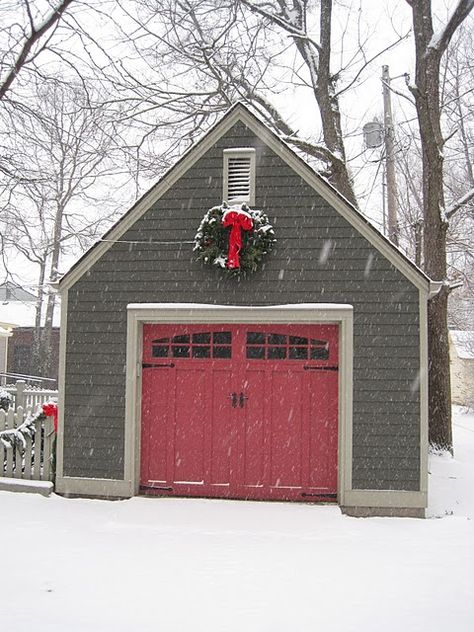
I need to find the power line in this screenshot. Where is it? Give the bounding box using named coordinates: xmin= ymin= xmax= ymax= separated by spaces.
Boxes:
xmin=97 ymin=238 xmax=195 ymax=245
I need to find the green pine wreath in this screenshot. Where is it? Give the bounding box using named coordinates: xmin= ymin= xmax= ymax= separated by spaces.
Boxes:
xmin=193 ymin=202 xmax=276 ymax=274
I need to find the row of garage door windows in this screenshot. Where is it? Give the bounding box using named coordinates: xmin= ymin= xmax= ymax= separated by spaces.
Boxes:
xmin=151 ymin=331 xmax=330 ymax=361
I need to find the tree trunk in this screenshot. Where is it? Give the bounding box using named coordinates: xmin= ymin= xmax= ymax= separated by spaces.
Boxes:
xmin=428 ymin=286 xmax=452 ymax=449
xmin=33 ymin=259 xmax=47 ymax=376
xmin=40 ymin=199 xmax=63 ymax=378
xmin=41 ymin=290 xmax=56 ymax=378
xmin=409 ymin=0 xmax=454 ymax=450
xmin=297 ymin=0 xmax=356 ymax=206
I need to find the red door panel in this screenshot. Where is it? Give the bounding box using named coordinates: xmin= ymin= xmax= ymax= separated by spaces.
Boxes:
xmin=270 ymin=368 xmax=304 ymax=488
xmin=209 ymin=367 xmax=234 ymax=486
xmin=241 ymin=367 xmax=266 ymax=488
xmin=308 ymin=371 xmax=339 ymax=490
xmin=140 ymin=366 xmax=171 ymax=485
xmin=140 ymin=323 xmax=339 ymax=501
xmin=173 ymin=368 xmax=206 ymax=483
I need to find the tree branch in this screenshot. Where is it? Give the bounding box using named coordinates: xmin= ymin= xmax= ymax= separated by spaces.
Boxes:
xmin=427 ymin=0 xmax=474 ymax=55
xmin=336 ymin=31 xmax=411 ymax=98
xmin=445 ymin=187 xmax=474 ymax=219
xmin=239 ymin=0 xmax=321 ymax=51
xmin=0 ymin=0 xmax=75 ymax=101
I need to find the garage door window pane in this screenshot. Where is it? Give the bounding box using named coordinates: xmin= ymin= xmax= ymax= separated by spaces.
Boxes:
xmin=310 ymin=345 xmax=329 ymax=360
xmin=214 ymin=332 xmax=231 ymax=344
xmin=172 ymin=335 xmax=190 ymax=344
xmin=247 ymin=346 xmax=265 ymax=359
xmin=152 ymin=345 xmax=169 ymax=357
xmin=192 ymin=346 xmax=211 ymax=358
xmin=268 ymin=333 xmax=286 ymax=345
xmin=192 ymin=333 xmax=211 ymax=344
xmin=289 ymin=346 xmax=308 ymax=360
xmin=214 ymin=346 xmax=231 ymax=358
xmin=247 ymin=332 xmax=265 ymax=344
xmin=289 ymin=335 xmax=307 ymax=345
xmin=172 ymin=345 xmax=190 ymax=358
xmin=268 ymin=347 xmax=287 ymax=359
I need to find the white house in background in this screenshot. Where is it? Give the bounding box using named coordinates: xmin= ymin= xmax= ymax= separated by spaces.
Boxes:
xmin=0 ymin=281 xmax=39 ymax=328
xmin=450 ymin=330 xmax=474 ymax=406
xmin=0 ymin=282 xmax=60 ymax=328
xmin=0 ymin=282 xmax=60 ymax=384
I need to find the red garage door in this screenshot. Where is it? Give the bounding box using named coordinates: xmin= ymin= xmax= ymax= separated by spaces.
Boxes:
xmin=140 ymin=323 xmax=338 ymax=502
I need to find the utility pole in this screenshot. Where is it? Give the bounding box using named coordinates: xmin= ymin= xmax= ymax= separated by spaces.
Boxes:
xmin=382 ymin=65 xmax=399 ymax=246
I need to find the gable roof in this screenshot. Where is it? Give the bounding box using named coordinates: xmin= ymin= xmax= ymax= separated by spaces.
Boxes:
xmin=0 ymin=282 xmax=36 ymax=302
xmin=58 ymin=102 xmax=432 ymax=294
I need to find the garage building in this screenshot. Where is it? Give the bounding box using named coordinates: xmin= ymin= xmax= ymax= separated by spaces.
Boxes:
xmin=56 ymin=104 xmax=437 ymax=517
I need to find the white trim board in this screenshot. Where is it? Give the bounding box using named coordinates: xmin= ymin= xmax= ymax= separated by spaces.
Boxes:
xmin=419 ymin=289 xmax=429 ymax=500
xmin=55 ymin=289 xmax=69 ymax=484
xmin=343 ymin=490 xmax=427 ymax=509
xmin=55 ymin=476 xmax=133 ymax=498
xmin=58 ymin=103 xmax=432 ymax=296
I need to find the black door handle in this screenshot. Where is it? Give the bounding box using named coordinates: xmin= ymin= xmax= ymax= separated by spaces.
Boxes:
xmin=239 ymin=392 xmax=248 ymax=408
xmin=230 ymin=392 xmax=238 ymax=407
xmin=142 ymin=362 xmax=175 ymax=368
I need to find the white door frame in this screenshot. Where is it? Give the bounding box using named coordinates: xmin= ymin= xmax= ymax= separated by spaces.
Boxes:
xmin=124 ymin=303 xmax=354 ymax=504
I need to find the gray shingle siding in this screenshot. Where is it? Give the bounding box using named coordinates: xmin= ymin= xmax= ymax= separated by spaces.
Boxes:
xmin=63 ymin=121 xmax=421 ymax=491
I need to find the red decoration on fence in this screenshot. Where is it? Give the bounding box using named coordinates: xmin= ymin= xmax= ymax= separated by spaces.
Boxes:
xmin=222 ymin=208 xmax=253 ymax=269
xmin=42 ymin=402 xmax=58 ymax=433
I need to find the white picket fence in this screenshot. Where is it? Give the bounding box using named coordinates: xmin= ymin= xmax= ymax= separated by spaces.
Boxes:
xmin=1 ymin=382 xmax=57 ymax=482
xmin=4 ymin=381 xmax=58 ymax=410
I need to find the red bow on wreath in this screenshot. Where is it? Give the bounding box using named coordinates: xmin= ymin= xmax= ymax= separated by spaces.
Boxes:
xmin=222 ymin=208 xmax=253 ymax=269
xmin=42 ymin=402 xmax=58 ymax=433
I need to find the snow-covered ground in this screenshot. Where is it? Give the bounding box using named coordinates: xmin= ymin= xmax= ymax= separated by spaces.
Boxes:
xmin=1 ymin=408 xmax=473 ymax=631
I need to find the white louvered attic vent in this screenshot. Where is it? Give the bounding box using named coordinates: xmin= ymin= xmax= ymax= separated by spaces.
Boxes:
xmin=223 ymin=148 xmax=256 ymax=205
xmin=228 ymin=157 xmax=251 ymax=199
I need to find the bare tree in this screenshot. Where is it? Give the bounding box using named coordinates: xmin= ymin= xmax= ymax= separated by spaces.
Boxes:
xmin=71 ymin=0 xmax=410 ymax=204
xmin=0 ymin=77 xmax=123 ymax=376
xmin=238 ymin=0 xmax=356 ymax=203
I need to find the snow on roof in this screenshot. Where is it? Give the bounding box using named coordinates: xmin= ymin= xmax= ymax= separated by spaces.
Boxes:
xmin=0 ymin=282 xmax=37 ymax=302
xmin=0 ymin=301 xmax=60 ymax=328
xmin=450 ymin=330 xmax=474 ymax=360
xmin=127 ymin=302 xmax=353 ymax=311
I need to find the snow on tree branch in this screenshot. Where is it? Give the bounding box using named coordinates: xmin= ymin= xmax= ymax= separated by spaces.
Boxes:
xmin=445 ymin=187 xmax=474 ymax=220
xmin=427 ymin=0 xmax=474 ymax=55
xmin=280 ymin=135 xmax=341 ymax=165
xmin=240 ymin=0 xmax=321 ymax=52
xmin=243 ymin=89 xmax=338 ymax=167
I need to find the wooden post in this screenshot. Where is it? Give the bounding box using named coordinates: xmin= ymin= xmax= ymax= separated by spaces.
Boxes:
xmin=33 ymin=415 xmax=43 ymax=480
xmin=43 ymin=416 xmax=55 ymax=481
xmin=15 ymin=380 xmax=26 ymax=409
xmin=382 ymin=65 xmax=399 ymax=246
xmin=5 ymin=408 xmax=15 ymax=477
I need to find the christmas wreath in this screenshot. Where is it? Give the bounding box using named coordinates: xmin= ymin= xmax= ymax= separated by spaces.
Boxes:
xmin=193 ymin=202 xmax=276 ymax=274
